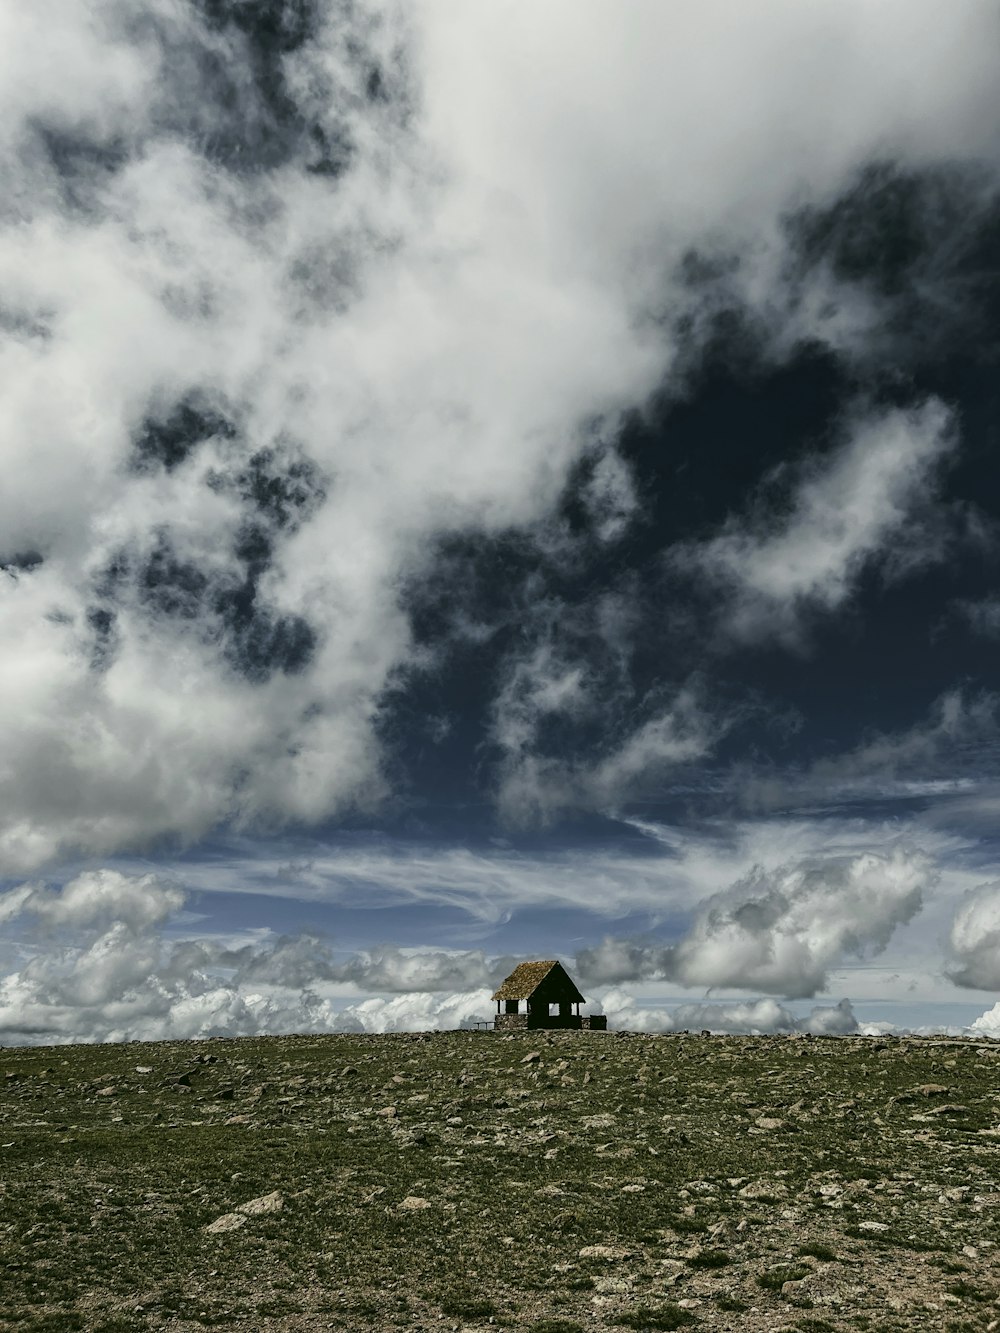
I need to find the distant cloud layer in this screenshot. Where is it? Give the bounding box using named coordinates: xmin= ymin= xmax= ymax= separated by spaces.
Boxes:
xmin=1 ymin=1 xmax=999 ymax=876
xmin=0 ymin=870 xmax=501 ymax=1043
xmin=0 ymin=852 xmax=943 ymax=1043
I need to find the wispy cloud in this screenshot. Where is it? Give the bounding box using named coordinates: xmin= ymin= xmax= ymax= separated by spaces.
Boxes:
xmin=673 ymin=400 xmax=957 ymax=648
xmin=738 ymin=688 xmax=1000 ymax=813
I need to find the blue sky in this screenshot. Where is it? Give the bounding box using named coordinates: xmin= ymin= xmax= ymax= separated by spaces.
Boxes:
xmin=3 ymin=1 xmax=1000 ymax=1042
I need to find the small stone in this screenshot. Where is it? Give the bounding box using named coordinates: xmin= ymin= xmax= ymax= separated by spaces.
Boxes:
xmin=521 ymin=1051 xmax=541 ymax=1065
xmin=205 ymin=1212 xmax=247 ymax=1234
xmin=135 ymin=1066 xmax=153 ymax=1074
xmin=399 ymin=1196 xmax=432 ymax=1210
xmin=237 ymin=1191 xmax=283 ymax=1216
xmin=940 ymin=1186 xmax=970 ymax=1202
xmin=857 ymin=1220 xmax=888 ymax=1232
xmin=754 ymin=1116 xmax=785 ymax=1131
xmin=377 ymin=1106 xmax=398 ymax=1118
xmin=738 ymin=1181 xmax=787 ymax=1199
xmin=578 ymin=1244 xmax=634 ymax=1260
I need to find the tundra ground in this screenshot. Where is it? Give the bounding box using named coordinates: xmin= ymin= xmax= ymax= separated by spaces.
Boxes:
xmin=2 ymin=1030 xmax=999 ymax=1331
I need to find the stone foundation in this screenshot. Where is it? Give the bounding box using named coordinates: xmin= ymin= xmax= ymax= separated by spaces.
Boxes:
xmin=493 ymin=1012 xmax=529 ymax=1032
xmin=491 ymin=1013 xmax=607 ymax=1032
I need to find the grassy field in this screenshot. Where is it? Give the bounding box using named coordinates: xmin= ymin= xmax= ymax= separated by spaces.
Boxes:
xmin=1 ymin=1029 xmax=999 ymax=1331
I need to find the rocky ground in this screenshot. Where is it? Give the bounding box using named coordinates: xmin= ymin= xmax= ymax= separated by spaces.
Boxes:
xmin=1 ymin=1029 xmax=999 ymax=1331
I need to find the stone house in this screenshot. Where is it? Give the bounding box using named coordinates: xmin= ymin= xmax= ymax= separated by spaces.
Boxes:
xmin=491 ymin=959 xmax=607 ymax=1032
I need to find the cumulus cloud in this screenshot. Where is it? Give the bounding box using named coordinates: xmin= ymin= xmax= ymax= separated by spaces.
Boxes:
xmin=577 ymin=849 xmax=931 ymax=998
xmin=0 ymin=2 xmax=997 ymax=871
xmin=674 ymin=400 xmax=957 ymax=647
xmin=946 ymin=881 xmax=1000 ymax=990
xmin=600 ymin=989 xmax=860 ymax=1036
xmin=0 ymin=870 xmax=518 ymax=1043
xmin=970 ymin=1002 xmax=1000 ymax=1037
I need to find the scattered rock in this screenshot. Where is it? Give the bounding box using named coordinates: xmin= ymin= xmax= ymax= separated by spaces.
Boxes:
xmin=578 ymin=1244 xmax=634 ymax=1260
xmin=399 ymin=1196 xmax=432 ymax=1210
xmin=521 ymin=1051 xmax=541 ymax=1065
xmin=738 ymin=1180 xmax=787 ymax=1199
xmin=237 ymin=1191 xmax=283 ymax=1216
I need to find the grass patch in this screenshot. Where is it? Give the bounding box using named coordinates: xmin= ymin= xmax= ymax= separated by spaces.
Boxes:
xmin=798 ymin=1242 xmax=838 ymax=1262
xmin=715 ymin=1293 xmax=749 ymax=1311
xmin=440 ymin=1293 xmax=497 ymax=1318
xmin=945 ymin=1280 xmax=997 ymax=1303
xmin=685 ymin=1248 xmax=730 ymax=1269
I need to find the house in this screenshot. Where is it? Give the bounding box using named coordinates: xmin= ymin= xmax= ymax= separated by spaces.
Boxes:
xmin=491 ymin=959 xmax=607 ymax=1032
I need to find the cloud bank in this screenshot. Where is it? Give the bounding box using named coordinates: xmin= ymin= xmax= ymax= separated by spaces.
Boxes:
xmin=0 ymin=852 xmax=943 ymax=1043
xmin=599 ymin=990 xmax=861 ymax=1038
xmin=0 ymin=869 xmax=505 ymax=1043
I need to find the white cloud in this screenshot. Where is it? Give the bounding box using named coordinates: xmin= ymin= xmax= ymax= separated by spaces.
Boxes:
xmin=599 ymin=989 xmax=860 ymax=1036
xmin=970 ymin=1002 xmax=1000 ymax=1038
xmin=0 ymin=870 xmax=512 ymax=1043
xmin=676 ymin=400 xmax=957 ymax=646
xmin=946 ymin=881 xmax=1000 ymax=990
xmin=0 ymin=1 xmax=997 ymax=875
xmin=577 ymin=848 xmax=932 ymax=998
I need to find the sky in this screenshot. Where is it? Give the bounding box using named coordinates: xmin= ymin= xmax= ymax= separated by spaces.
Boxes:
xmin=4 ymin=0 xmax=1000 ymax=1044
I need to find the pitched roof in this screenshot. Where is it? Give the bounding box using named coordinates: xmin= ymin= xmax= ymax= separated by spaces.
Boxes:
xmin=491 ymin=959 xmax=585 ymax=1003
